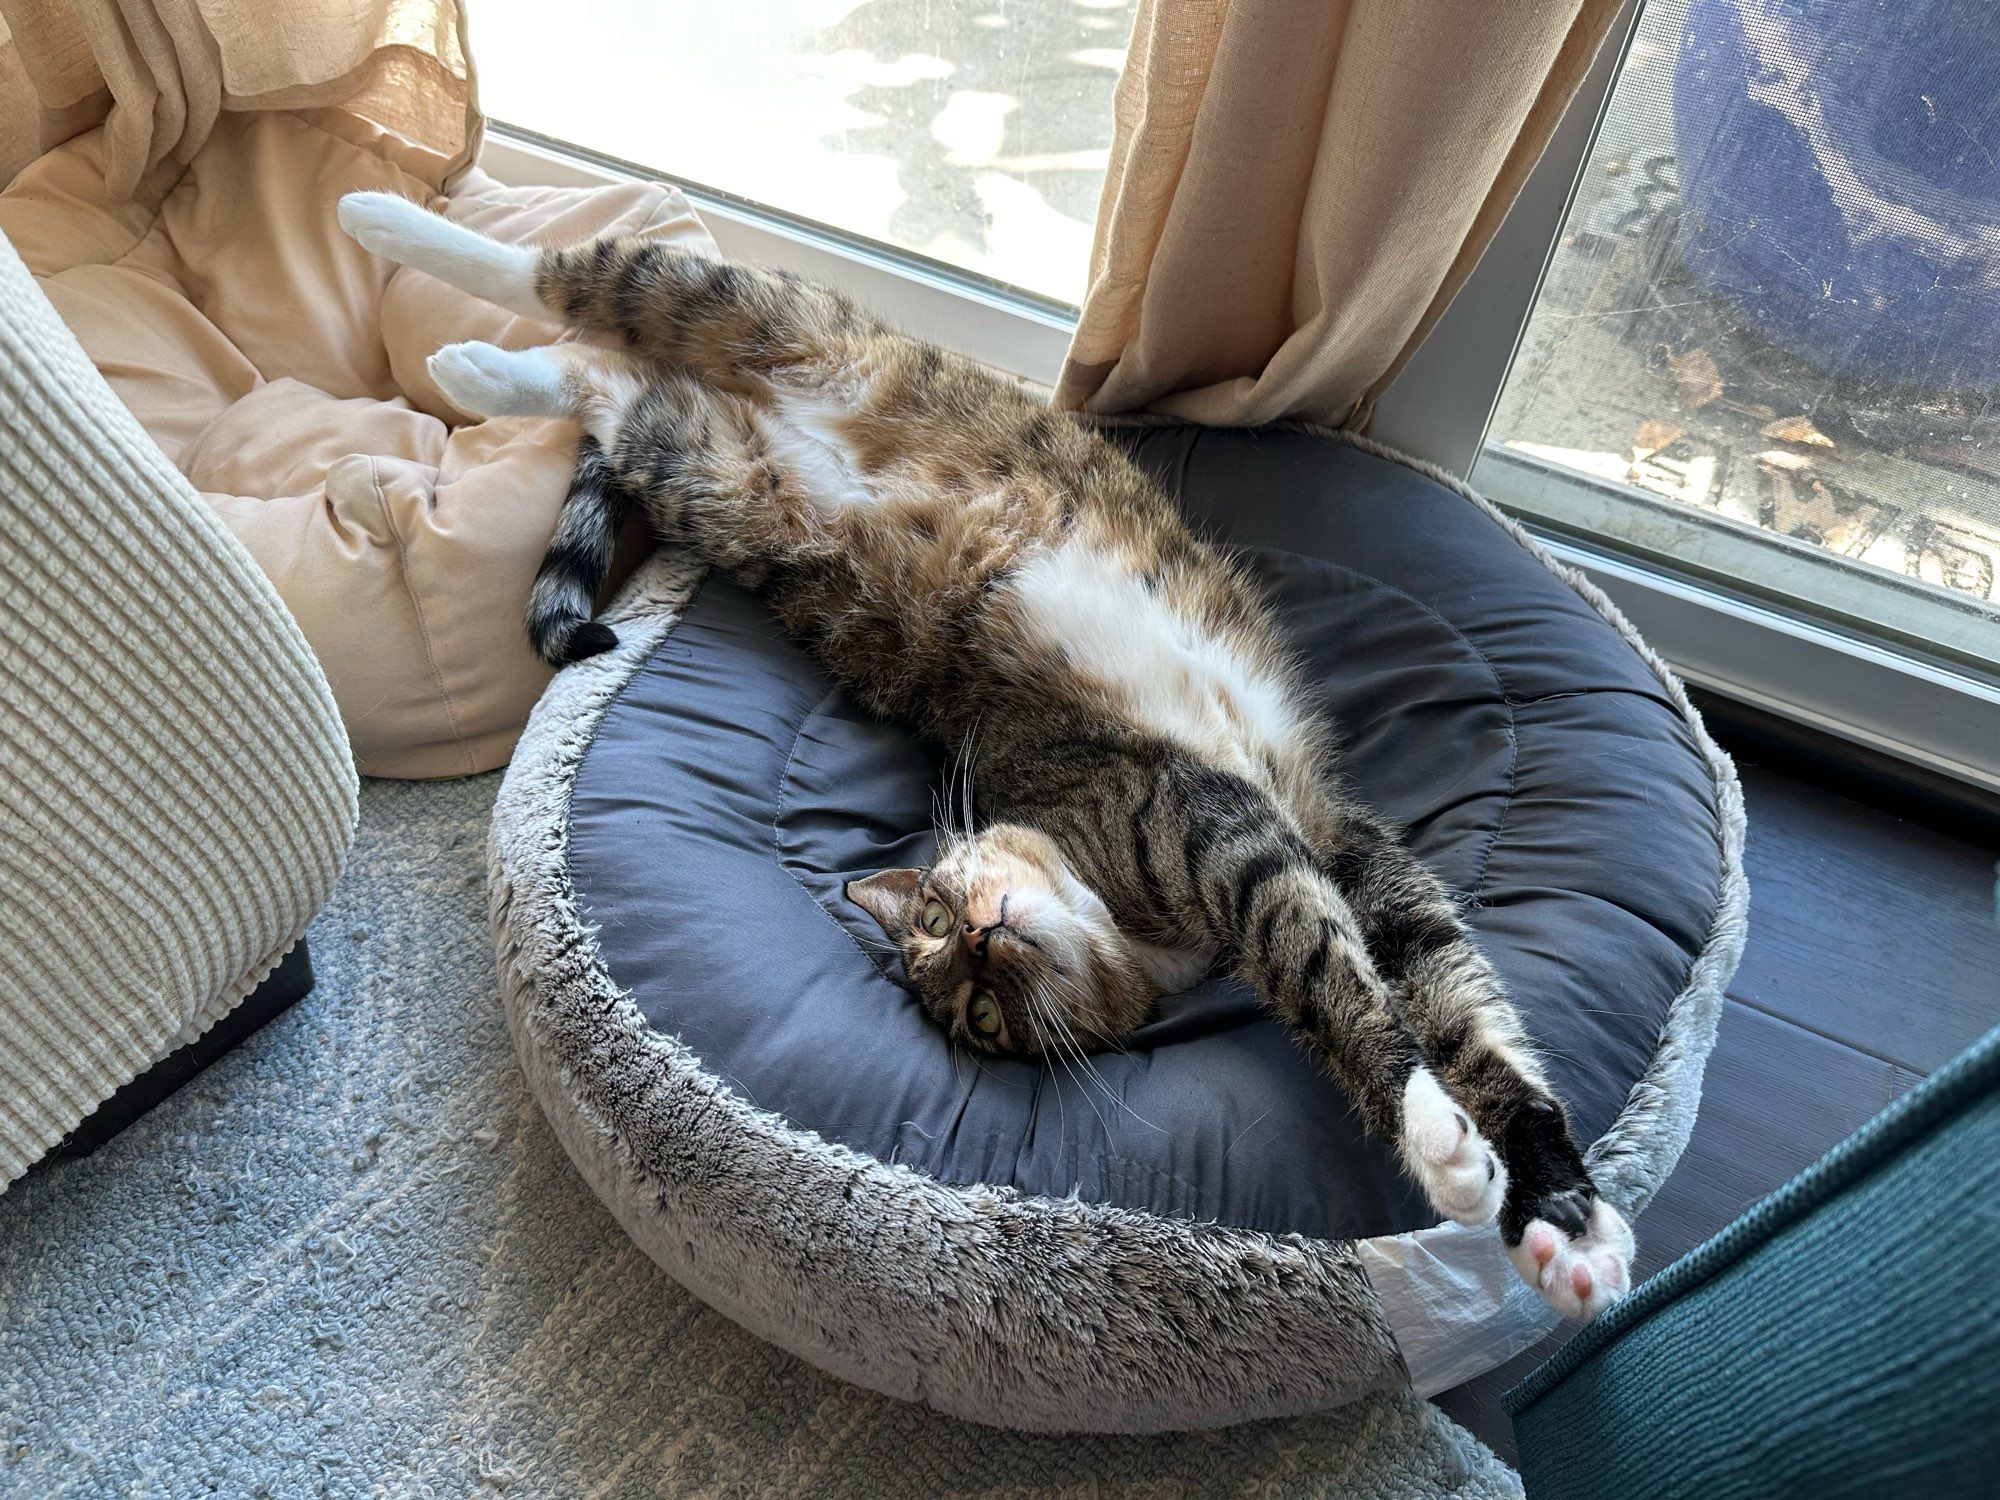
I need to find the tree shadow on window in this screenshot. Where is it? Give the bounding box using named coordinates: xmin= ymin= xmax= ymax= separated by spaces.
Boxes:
xmin=815 ymin=0 xmax=1136 ymax=264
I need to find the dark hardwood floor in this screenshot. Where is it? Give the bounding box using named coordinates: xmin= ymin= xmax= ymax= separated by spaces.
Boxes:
xmin=1434 ymin=743 xmax=2000 ymax=1463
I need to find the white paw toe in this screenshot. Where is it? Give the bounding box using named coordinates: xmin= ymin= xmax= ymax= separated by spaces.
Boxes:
xmin=1400 ymin=1069 xmax=1506 ymax=1226
xmin=336 ymin=191 xmax=430 ymax=256
xmin=426 ymin=341 xmax=557 ymax=418
xmin=1509 ymin=1199 xmax=1635 ymax=1320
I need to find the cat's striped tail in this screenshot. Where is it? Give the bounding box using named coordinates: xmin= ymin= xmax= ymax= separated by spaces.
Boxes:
xmin=527 ymin=436 xmax=626 ymax=667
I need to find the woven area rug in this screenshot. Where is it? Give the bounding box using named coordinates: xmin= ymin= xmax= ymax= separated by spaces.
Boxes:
xmin=0 ymin=776 xmax=1520 ymax=1498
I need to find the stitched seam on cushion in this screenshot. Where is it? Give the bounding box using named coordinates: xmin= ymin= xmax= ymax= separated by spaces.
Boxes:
xmin=370 ymin=454 xmax=476 ymax=775
xmin=773 ymin=684 xmax=885 ymax=963
xmin=1471 ymin=729 xmax=1519 ymax=903
xmin=1288 ymin=552 xmax=1522 ymax=906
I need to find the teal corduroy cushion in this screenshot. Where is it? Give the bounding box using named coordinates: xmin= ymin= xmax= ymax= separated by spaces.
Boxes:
xmin=1507 ymin=1023 xmax=2000 ymax=1497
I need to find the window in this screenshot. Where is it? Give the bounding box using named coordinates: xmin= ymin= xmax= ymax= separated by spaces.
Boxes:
xmin=1475 ymin=0 xmax=2000 ymax=677
xmin=477 ymin=0 xmax=2000 ymax=788
xmin=475 ymin=0 xmax=1138 ymax=308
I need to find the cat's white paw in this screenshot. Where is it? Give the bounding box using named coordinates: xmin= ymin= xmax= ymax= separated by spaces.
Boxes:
xmin=426 ymin=341 xmax=563 ymax=418
xmin=337 ymin=191 xmax=436 ymax=260
xmin=1509 ymin=1197 xmax=1634 ymax=1320
xmin=1400 ymin=1068 xmax=1506 ymax=1225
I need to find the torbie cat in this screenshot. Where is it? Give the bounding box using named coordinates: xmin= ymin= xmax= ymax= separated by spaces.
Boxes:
xmin=338 ymin=190 xmax=1634 ymax=1318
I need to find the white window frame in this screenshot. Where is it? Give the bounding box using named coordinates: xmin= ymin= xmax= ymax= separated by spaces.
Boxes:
xmin=481 ymin=18 xmax=2000 ymax=799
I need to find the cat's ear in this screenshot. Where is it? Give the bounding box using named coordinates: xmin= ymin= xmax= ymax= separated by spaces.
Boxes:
xmin=846 ymin=869 xmax=922 ymax=939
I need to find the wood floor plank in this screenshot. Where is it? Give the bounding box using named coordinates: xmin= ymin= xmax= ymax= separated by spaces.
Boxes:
xmin=1728 ymin=763 xmax=2000 ymax=1072
xmin=1627 ymin=1001 xmax=1902 ymax=1278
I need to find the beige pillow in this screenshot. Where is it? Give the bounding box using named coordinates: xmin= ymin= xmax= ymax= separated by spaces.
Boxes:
xmin=1 ymin=113 xmax=714 ymax=776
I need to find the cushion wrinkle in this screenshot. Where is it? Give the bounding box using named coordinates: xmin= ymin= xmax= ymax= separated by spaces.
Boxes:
xmin=774 ymin=683 xmax=879 ymax=968
xmin=367 ymin=451 xmax=475 ymax=776
xmin=1485 ymin=882 xmax=1711 ymax=965
xmin=1316 ymin=556 xmax=1523 ymax=907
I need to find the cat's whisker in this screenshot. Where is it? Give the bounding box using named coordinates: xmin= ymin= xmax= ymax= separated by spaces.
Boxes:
xmin=1030 ymin=986 xmax=1114 ymax=1140
xmin=960 ymin=721 xmax=984 ymax=839
xmin=1053 ymin=998 xmax=1160 ymax=1132
xmin=1041 ymin=957 xmax=1131 ymax=1066
xmin=1028 ymin=973 xmax=1156 ymax=1133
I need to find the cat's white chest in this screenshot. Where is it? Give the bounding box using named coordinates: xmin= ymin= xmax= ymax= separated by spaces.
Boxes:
xmin=1008 ymin=541 xmax=1298 ymax=777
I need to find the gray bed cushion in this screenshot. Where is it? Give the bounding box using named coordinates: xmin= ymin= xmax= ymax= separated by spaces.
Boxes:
xmin=566 ymin=426 xmax=1722 ymax=1243
xmin=493 ymin=420 xmax=1746 ymax=1430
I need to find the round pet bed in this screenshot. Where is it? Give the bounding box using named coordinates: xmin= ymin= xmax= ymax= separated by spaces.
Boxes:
xmin=489 ymin=421 xmax=1748 ymax=1433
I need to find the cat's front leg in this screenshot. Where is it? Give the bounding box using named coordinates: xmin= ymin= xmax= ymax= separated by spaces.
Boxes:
xmin=1496 ymin=1098 xmax=1636 ymax=1320
xmin=1300 ymin=795 xmax=1635 ymax=1318
xmin=1397 ymin=1065 xmax=1510 ymax=1227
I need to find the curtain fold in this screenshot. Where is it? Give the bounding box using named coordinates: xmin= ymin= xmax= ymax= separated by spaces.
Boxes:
xmin=0 ymin=0 xmax=480 ymax=202
xmin=1056 ymin=0 xmax=1622 ymax=429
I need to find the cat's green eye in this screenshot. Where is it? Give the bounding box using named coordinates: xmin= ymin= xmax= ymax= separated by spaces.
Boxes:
xmin=967 ymin=991 xmax=1002 ymax=1038
xmin=920 ymin=900 xmax=953 ymax=938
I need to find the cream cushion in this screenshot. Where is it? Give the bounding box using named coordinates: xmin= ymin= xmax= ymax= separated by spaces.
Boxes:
xmin=0 ymin=111 xmax=714 ymax=776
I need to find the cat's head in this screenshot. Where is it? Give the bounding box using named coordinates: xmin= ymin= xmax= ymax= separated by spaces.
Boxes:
xmin=845 ymin=822 xmax=1159 ymax=1056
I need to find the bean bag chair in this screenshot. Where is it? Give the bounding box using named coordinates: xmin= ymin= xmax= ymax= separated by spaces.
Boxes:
xmin=0 ymin=112 xmax=708 ymax=775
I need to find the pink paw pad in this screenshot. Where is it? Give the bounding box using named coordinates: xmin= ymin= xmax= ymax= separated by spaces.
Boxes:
xmin=1508 ymin=1199 xmax=1635 ymax=1321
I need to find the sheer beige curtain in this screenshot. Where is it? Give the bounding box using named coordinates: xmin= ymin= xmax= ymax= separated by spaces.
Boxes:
xmin=1057 ymin=0 xmax=1621 ymax=429
xmin=0 ymin=0 xmax=479 ymax=202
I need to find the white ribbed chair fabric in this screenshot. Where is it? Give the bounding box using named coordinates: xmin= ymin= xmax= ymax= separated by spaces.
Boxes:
xmin=0 ymin=231 xmax=358 ymax=1187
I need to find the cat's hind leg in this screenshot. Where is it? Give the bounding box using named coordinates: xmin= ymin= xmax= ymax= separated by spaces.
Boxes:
xmin=426 ymin=340 xmax=647 ymax=435
xmin=603 ymin=369 xmax=834 ymax=578
xmin=338 ymin=190 xmax=864 ymax=379
xmin=338 ymin=193 xmax=545 ymax=320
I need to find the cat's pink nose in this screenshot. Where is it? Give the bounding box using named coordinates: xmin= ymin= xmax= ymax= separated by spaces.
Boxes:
xmin=962 ymin=894 xmax=1009 ymax=957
